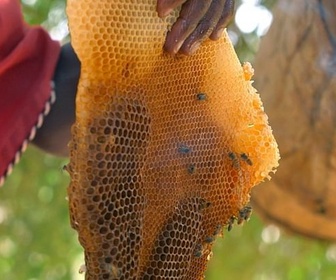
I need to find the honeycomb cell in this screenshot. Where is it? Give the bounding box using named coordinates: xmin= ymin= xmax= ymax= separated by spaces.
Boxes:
xmin=67 ymin=0 xmax=279 ymax=279
xmin=142 ymin=197 xmax=204 ymax=279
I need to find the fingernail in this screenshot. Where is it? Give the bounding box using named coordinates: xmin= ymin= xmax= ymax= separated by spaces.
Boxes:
xmin=213 ymin=28 xmax=225 ymax=40
xmin=158 ymin=7 xmax=173 ymax=18
xmin=173 ymin=40 xmax=184 ymax=54
xmin=189 ymin=42 xmax=201 ymax=54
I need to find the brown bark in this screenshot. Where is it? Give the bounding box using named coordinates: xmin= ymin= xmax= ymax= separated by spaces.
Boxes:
xmin=252 ymin=0 xmax=336 ymax=240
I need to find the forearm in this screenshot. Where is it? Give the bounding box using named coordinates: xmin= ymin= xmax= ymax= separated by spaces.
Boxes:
xmin=32 ymin=43 xmax=80 ymax=157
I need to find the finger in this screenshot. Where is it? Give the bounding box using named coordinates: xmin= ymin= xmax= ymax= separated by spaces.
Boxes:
xmin=179 ymin=0 xmax=227 ymax=55
xmin=164 ymin=0 xmax=212 ymax=54
xmin=210 ymin=0 xmax=235 ymax=40
xmin=157 ymin=0 xmax=186 ymax=18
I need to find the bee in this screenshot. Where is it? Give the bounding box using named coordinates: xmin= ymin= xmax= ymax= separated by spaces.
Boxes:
xmin=228 ymin=152 xmax=240 ymax=169
xmin=196 ymin=93 xmax=207 ymax=101
xmin=213 ymin=224 xmax=223 ymax=237
xmin=240 ymin=153 xmax=253 ymax=166
xmin=178 ymin=144 xmax=191 ymax=154
xmin=198 ymin=199 xmax=211 ymax=211
xmin=237 ymin=206 xmax=252 ymax=224
xmin=194 ymin=243 xmax=213 ymax=259
xmin=228 ymin=152 xmax=235 ymax=161
xmin=61 ymin=164 xmax=71 ymax=173
xmin=204 ymin=235 xmax=216 ymax=244
xmin=194 ymin=244 xmax=203 ymax=258
xmin=187 ymin=164 xmax=196 ymax=174
xmin=227 ymin=216 xmax=236 ymax=232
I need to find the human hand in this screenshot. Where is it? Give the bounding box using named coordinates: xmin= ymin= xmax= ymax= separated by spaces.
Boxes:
xmin=157 ymin=0 xmax=235 ymax=55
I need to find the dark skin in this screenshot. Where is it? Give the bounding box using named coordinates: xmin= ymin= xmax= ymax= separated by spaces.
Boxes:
xmin=159 ymin=0 xmax=235 ymax=54
xmin=33 ymin=0 xmax=235 ymax=157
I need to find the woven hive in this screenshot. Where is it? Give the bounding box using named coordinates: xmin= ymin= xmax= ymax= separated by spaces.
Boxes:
xmin=66 ymin=0 xmax=279 ymax=279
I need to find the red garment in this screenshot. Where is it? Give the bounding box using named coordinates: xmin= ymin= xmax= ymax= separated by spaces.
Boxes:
xmin=0 ymin=0 xmax=60 ymax=185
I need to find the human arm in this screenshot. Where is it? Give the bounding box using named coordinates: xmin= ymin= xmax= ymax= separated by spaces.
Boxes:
xmin=32 ymin=43 xmax=79 ymax=157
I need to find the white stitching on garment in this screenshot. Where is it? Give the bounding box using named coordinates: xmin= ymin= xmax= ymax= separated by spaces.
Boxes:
xmin=0 ymin=81 xmax=56 ymax=187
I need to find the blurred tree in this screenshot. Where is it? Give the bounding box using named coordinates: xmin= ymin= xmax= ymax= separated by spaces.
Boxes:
xmin=0 ymin=0 xmax=336 ymax=279
xmin=252 ymin=0 xmax=336 ymax=241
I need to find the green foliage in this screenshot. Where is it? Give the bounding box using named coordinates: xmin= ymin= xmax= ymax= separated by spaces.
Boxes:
xmin=1 ymin=0 xmax=336 ymax=279
xmin=0 ymin=148 xmax=82 ymax=280
xmin=207 ymin=218 xmax=336 ymax=280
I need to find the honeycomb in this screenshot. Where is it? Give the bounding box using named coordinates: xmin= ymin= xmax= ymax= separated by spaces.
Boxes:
xmin=66 ymin=0 xmax=280 ymax=279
